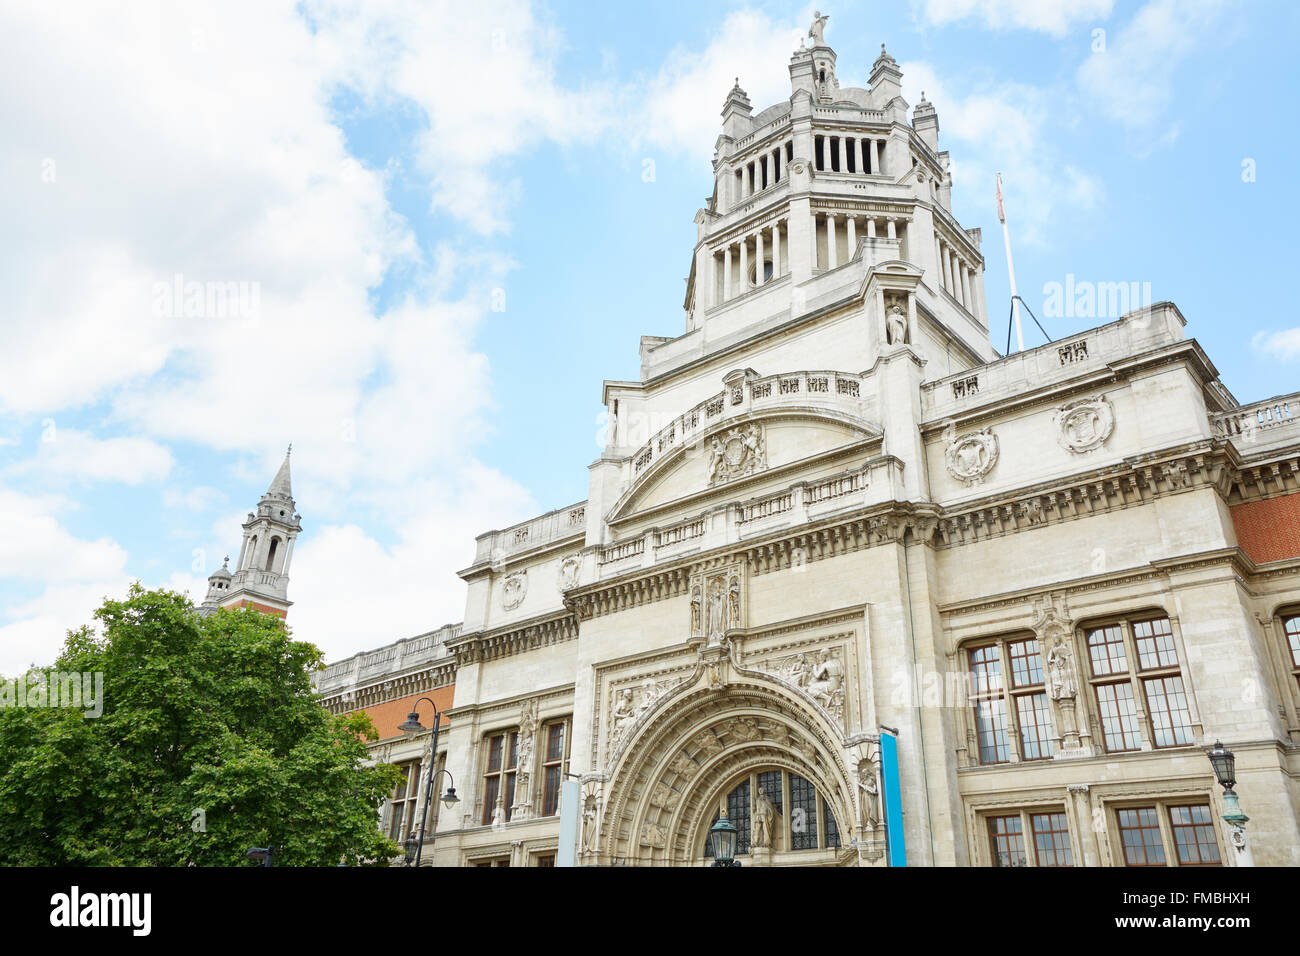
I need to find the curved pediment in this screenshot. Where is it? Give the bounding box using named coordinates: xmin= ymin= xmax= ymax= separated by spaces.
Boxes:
xmin=610 ymin=409 xmax=880 ymax=524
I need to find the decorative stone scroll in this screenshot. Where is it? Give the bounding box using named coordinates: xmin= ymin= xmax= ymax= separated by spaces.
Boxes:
xmin=945 ymin=427 xmax=999 ymax=485
xmin=1055 ymin=396 xmax=1114 ymax=454
xmin=707 ymin=423 xmax=767 ymax=486
xmin=501 ymin=570 xmax=527 ymax=610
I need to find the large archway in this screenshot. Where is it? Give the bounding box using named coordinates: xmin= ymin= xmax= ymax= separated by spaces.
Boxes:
xmin=598 ymin=677 xmax=858 ymax=866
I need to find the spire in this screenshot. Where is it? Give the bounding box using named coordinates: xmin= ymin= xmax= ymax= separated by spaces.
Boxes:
xmin=265 ymin=444 xmax=292 ymax=500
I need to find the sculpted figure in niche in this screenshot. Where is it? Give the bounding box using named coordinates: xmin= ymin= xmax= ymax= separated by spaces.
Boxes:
xmin=886 ymin=298 xmax=908 ymax=345
xmin=753 ymin=790 xmax=777 ymax=848
xmin=706 ymin=577 xmax=728 ymax=642
xmin=582 ymin=796 xmax=599 ymax=854
xmin=727 ymin=575 xmax=741 ymax=628
xmin=1047 ymin=638 xmax=1077 ymax=700
xmin=858 ymin=760 xmax=880 ymax=828
xmin=690 ymin=585 xmax=702 ymax=634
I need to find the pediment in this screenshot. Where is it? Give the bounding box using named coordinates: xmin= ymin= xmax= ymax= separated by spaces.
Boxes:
xmin=610 ymin=408 xmax=880 ymax=523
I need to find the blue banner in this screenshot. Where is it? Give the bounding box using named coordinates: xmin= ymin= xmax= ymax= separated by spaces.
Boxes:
xmin=880 ymin=731 xmax=907 ymax=867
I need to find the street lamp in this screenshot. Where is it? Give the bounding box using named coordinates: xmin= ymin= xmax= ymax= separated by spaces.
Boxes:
xmin=397 ymin=697 xmax=461 ymax=867
xmin=1207 ymin=740 xmax=1253 ymax=867
xmin=709 ymin=810 xmax=741 ymax=867
xmin=245 ymin=846 xmax=274 ymax=867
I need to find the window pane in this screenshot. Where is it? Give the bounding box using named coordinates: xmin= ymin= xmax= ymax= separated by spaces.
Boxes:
xmin=1134 ymin=618 xmax=1178 ymax=670
xmin=988 ymin=815 xmax=1027 ymax=867
xmin=968 ymin=645 xmax=1003 ymax=695
xmin=546 ymin=723 xmax=565 ymax=761
xmin=1117 ymin=807 xmax=1166 ymax=866
xmin=1168 ymin=805 xmax=1220 ymax=866
xmin=1031 ymin=812 xmax=1073 ymax=866
xmin=1087 ymin=625 xmax=1128 ymax=676
xmin=543 ymin=765 xmax=562 ymax=816
xmin=487 ymin=735 xmax=503 ymax=773
xmin=1144 ymin=676 xmax=1194 ymax=747
xmin=1009 ymin=638 xmax=1044 ymax=687
xmin=1285 ymin=616 xmax=1300 ymax=667
xmin=388 ymin=803 xmax=405 ymax=840
xmin=482 ymin=776 xmax=500 ymax=826
xmin=1016 ymin=692 xmax=1056 ymax=759
xmin=1096 ymin=682 xmax=1142 ymax=751
xmin=790 ymin=774 xmax=819 ymax=850
xmin=757 ymin=770 xmax=784 ymax=814
xmin=504 ymin=772 xmax=517 ymax=821
xmin=507 ymin=732 xmax=519 ymax=769
xmin=974 ymin=697 xmax=1010 ymax=763
xmin=728 ymin=779 xmax=752 ymax=855
xmin=823 ymin=798 xmax=840 ymax=849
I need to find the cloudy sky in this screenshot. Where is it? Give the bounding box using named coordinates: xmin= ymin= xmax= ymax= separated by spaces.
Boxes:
xmin=1 ymin=0 xmax=1293 ymax=671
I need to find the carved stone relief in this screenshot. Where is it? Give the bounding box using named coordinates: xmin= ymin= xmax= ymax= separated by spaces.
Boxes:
xmin=501 ymin=570 xmax=527 ymax=610
xmin=691 ymin=565 xmax=745 ymax=643
xmin=945 ymin=427 xmax=999 ymax=485
xmin=751 ymin=645 xmax=847 ymax=728
xmin=707 ymin=423 xmax=767 ymax=485
xmin=558 ymin=555 xmax=581 ymax=591
xmin=1055 ymin=396 xmax=1114 ymax=454
xmin=607 ymin=676 xmax=685 ymax=754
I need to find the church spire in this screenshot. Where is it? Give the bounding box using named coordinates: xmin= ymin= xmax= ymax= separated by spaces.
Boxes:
xmin=219 ymin=446 xmax=301 ymax=619
xmin=265 ymin=444 xmax=293 ymax=500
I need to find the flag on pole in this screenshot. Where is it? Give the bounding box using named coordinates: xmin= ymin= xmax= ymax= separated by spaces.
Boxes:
xmin=995 ymin=172 xmax=1006 ymax=224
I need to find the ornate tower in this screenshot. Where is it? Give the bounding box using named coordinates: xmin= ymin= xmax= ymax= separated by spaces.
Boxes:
xmin=219 ymin=446 xmax=301 ymax=618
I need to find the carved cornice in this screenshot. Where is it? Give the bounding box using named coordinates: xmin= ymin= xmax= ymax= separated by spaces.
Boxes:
xmin=320 ymin=658 xmax=458 ymax=715
xmin=446 ymin=610 xmax=579 ymax=665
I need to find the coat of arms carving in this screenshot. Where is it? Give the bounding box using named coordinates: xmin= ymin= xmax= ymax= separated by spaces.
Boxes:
xmin=1055 ymin=396 xmax=1114 ymax=454
xmin=501 ymin=570 xmax=527 ymax=610
xmin=707 ymin=423 xmax=766 ymax=485
xmin=945 ymin=427 xmax=999 ymax=485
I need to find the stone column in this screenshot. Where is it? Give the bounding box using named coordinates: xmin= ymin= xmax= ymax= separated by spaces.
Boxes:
xmin=739 ymin=236 xmax=748 ymax=293
xmin=826 ymin=214 xmax=837 ymax=269
xmin=870 ymin=139 xmax=879 ymax=175
xmin=723 ymin=245 xmax=732 ymax=301
xmin=886 ymin=217 xmax=896 ymax=240
xmin=866 ymin=218 xmax=876 ymax=239
xmin=856 ymin=137 xmax=865 ymax=175
xmin=846 ymin=216 xmax=856 ymax=261
xmin=760 ymin=155 xmax=768 ymax=191
xmin=951 ymin=254 xmax=964 ymax=306
xmin=755 ymin=228 xmax=765 ymax=286
xmin=876 ymin=138 xmax=887 ymax=175
xmin=772 ymin=220 xmax=782 ymax=277
xmin=837 ymin=135 xmax=846 ymax=174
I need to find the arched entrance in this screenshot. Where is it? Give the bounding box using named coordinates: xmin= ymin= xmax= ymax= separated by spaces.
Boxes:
xmin=598 ymin=678 xmax=858 ymax=866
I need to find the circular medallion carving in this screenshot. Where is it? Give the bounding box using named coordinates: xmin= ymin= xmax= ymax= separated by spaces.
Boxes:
xmin=501 ymin=570 xmax=527 ymax=610
xmin=945 ymin=427 xmax=999 ymax=485
xmin=1055 ymin=396 xmax=1114 ymax=454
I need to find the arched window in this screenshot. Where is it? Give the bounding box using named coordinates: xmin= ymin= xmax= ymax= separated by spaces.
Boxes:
xmin=703 ymin=769 xmax=840 ymax=858
xmin=265 ymin=536 xmax=280 ymax=572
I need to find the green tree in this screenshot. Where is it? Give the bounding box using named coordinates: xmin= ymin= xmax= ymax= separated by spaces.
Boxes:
xmin=0 ymin=585 xmax=402 ymax=866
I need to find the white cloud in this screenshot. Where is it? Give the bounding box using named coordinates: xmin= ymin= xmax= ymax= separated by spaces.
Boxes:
xmin=914 ymin=0 xmax=1114 ymax=35
xmin=899 ymin=61 xmax=1103 ymax=246
xmin=1252 ymin=329 xmax=1300 ymax=362
xmin=6 ymin=430 xmax=174 ymax=485
xmin=163 ymin=486 xmax=227 ymax=512
xmin=637 ymin=10 xmax=807 ymax=161
xmin=1076 ymin=0 xmax=1226 ymax=137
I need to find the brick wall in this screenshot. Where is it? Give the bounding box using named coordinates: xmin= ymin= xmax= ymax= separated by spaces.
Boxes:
xmin=355 ymin=685 xmax=456 ymax=740
xmin=1232 ymin=493 xmax=1300 ymax=563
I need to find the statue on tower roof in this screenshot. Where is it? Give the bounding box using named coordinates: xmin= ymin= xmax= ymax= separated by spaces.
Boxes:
xmin=809 ymin=11 xmax=829 ymax=46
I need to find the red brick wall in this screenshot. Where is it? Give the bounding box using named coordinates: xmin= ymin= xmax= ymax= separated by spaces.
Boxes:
xmin=1232 ymin=494 xmax=1300 ymax=563
xmin=359 ymin=685 xmax=456 ymax=740
xmin=225 ymin=598 xmax=287 ymax=618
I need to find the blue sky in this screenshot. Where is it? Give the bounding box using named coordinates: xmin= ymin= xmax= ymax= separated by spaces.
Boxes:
xmin=1 ymin=0 xmax=1295 ymax=670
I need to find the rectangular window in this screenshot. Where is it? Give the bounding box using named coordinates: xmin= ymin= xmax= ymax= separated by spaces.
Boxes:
xmin=1008 ymin=638 xmax=1045 ymax=687
xmin=1144 ymin=675 xmax=1194 ymax=747
xmin=1133 ymin=617 xmax=1178 ymax=670
xmin=481 ymin=730 xmax=519 ymax=826
xmin=789 ymin=775 xmax=818 ymax=850
xmin=1016 ymin=693 xmax=1055 ymax=760
xmin=1168 ymin=805 xmax=1221 ymax=866
xmin=1030 ymin=812 xmax=1074 ymax=867
xmin=973 ymin=697 xmax=1010 ymax=764
xmin=1284 ymin=615 xmax=1300 ymax=691
xmin=541 ymin=720 xmax=571 ymax=817
xmin=1088 ymin=624 xmax=1128 ymax=676
xmin=988 ymin=815 xmax=1027 ymax=867
xmin=1117 ymin=807 xmax=1166 ymax=866
xmin=387 ymin=760 xmax=423 ymax=842
xmin=536 ymin=854 xmax=556 ymax=868
xmin=1095 ymin=681 xmax=1142 ymax=751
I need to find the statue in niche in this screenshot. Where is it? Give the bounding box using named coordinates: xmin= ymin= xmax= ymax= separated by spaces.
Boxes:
xmin=808 ymin=11 xmax=829 ymax=45
xmin=706 ymin=577 xmax=728 ymax=642
xmin=1047 ymin=638 xmax=1078 ymax=701
xmin=858 ymin=760 xmax=880 ymax=828
xmin=582 ymin=795 xmax=599 ymax=855
xmin=727 ymin=575 xmax=741 ymax=629
xmin=690 ymin=585 xmax=702 ymax=634
xmin=753 ymin=790 xmax=777 ymax=848
xmin=886 ymin=297 xmax=908 ymax=345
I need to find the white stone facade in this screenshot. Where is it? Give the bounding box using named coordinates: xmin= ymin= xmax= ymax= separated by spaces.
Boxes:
xmin=320 ymin=21 xmax=1300 ymax=868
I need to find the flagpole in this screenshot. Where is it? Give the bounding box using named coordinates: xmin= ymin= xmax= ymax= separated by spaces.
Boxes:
xmin=996 ymin=172 xmax=1024 ymax=352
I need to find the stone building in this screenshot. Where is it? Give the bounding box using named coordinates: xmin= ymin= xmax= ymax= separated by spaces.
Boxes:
xmin=313 ymin=18 xmax=1300 ymax=866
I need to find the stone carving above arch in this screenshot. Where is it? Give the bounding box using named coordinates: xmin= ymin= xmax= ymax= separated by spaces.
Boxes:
xmin=945 ymin=427 xmax=999 ymax=486
xmin=707 ymin=423 xmax=767 ymax=485
xmin=745 ymin=644 xmax=848 ymax=730
xmin=1055 ymin=395 xmax=1114 ymax=454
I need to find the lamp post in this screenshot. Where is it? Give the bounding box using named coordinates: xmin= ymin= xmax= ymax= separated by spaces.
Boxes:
xmin=1207 ymin=740 xmax=1254 ymax=867
xmin=397 ymin=697 xmax=461 ymax=867
xmin=245 ymin=846 xmax=274 ymax=867
xmin=709 ymin=810 xmax=741 ymax=867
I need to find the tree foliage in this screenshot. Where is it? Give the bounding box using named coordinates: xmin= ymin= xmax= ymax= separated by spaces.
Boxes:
xmin=0 ymin=585 xmax=401 ymax=866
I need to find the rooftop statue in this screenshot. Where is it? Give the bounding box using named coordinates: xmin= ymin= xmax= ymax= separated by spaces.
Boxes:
xmin=809 ymin=11 xmax=829 ymax=46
